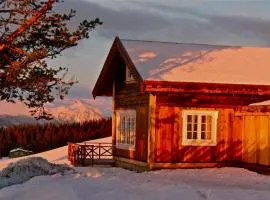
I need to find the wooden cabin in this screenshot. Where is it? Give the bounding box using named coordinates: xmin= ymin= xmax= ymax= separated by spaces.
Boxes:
xmin=93 ymin=37 xmax=270 ymax=170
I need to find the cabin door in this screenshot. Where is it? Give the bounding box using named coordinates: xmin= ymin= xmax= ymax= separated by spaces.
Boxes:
xmin=155 ymin=106 xmax=180 ymax=163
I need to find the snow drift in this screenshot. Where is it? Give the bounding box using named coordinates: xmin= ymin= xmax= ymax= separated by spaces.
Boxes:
xmin=0 ymin=157 xmax=72 ymax=189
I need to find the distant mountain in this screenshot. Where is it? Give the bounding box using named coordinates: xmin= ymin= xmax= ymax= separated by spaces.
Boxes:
xmin=49 ymin=99 xmax=103 ymax=123
xmin=0 ymin=100 xmax=104 ymax=127
xmin=0 ymin=115 xmax=47 ymax=127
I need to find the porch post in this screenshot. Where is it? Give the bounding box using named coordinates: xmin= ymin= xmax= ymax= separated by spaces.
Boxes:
xmin=148 ymin=93 xmax=156 ymax=169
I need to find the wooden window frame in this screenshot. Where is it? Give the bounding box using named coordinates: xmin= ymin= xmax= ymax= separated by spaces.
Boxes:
xmin=125 ymin=66 xmax=135 ymax=83
xmin=116 ymin=109 xmax=136 ymax=150
xmin=182 ymin=110 xmax=218 ymax=146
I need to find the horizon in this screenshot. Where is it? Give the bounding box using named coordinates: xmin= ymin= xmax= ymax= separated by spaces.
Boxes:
xmin=2 ymin=0 xmax=270 ymax=118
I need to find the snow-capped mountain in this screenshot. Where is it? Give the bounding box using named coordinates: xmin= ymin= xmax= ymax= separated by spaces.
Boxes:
xmin=0 ymin=99 xmax=105 ymax=126
xmin=49 ymin=99 xmax=103 ymax=123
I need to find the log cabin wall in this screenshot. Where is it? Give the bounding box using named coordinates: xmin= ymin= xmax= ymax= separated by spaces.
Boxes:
xmin=113 ymin=93 xmax=149 ymax=162
xmin=155 ymin=105 xmax=235 ymax=163
xmin=155 ymin=93 xmax=270 ymax=166
xmin=112 ymin=59 xmax=149 ymax=162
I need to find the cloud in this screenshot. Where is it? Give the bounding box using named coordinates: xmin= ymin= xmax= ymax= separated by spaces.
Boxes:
xmin=57 ymin=0 xmax=170 ymax=39
xmin=60 ymin=0 xmax=270 ymax=46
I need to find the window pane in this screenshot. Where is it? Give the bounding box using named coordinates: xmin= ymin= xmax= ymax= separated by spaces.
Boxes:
xmin=121 ymin=116 xmax=125 ymax=143
xmin=187 ymin=132 xmax=192 ymax=139
xmin=202 ymin=115 xmax=206 ymax=123
xmin=193 ymin=115 xmax=198 ymax=123
xmin=207 ymin=116 xmax=212 ymax=124
xmin=130 ymin=117 xmax=135 ymax=145
xmin=127 ymin=117 xmax=130 ymax=144
xmin=193 ymin=123 xmax=198 ymax=131
xmin=187 ymin=115 xmax=192 ymax=122
xmin=187 ymin=124 xmax=192 ymax=131
xmin=206 ymin=131 xmax=212 ymax=140
xmin=207 ymin=117 xmax=212 ymax=131
xmin=201 ymin=123 xmax=206 ymax=132
xmin=201 ymin=132 xmax=206 ymax=139
xmin=183 ymin=110 xmax=217 ymax=146
xmin=193 ymin=132 xmax=197 ymax=139
xmin=116 ymin=110 xmax=136 ymax=147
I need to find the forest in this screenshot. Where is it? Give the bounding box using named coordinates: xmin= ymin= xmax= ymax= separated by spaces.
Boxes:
xmin=0 ymin=118 xmax=111 ymax=157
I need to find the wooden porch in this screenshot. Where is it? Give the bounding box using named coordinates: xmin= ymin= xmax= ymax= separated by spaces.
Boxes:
xmin=68 ymin=142 xmax=115 ymax=166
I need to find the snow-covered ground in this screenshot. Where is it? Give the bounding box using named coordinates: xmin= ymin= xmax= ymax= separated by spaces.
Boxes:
xmin=0 ymin=137 xmax=111 ymax=169
xmin=1 ymin=137 xmax=270 ymax=200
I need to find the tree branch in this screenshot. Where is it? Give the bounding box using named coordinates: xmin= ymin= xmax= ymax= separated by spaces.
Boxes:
xmin=0 ymin=0 xmax=55 ymax=52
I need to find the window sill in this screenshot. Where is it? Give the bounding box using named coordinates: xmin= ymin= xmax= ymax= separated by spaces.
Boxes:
xmin=125 ymin=80 xmax=136 ymax=84
xmin=116 ymin=144 xmax=135 ymax=151
xmin=182 ymin=140 xmax=217 ymax=146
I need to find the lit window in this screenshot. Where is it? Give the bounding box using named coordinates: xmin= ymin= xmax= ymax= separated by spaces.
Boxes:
xmin=126 ymin=67 xmax=134 ymax=82
xmin=182 ymin=110 xmax=218 ymax=146
xmin=116 ymin=110 xmax=136 ymax=149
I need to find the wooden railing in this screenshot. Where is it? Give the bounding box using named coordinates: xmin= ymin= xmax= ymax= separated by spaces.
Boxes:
xmin=68 ymin=142 xmax=113 ymax=166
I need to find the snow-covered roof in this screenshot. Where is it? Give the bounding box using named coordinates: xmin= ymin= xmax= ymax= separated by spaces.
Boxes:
xmin=249 ymin=100 xmax=270 ymax=106
xmin=121 ymin=39 xmax=270 ymax=85
xmin=9 ymin=148 xmax=33 ymax=153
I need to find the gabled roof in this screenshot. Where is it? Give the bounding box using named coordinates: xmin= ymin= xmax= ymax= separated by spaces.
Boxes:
xmin=92 ymin=37 xmax=142 ymax=98
xmin=93 ymin=37 xmax=270 ymax=98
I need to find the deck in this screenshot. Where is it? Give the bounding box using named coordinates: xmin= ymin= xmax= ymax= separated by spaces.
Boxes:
xmin=68 ymin=142 xmax=115 ymax=166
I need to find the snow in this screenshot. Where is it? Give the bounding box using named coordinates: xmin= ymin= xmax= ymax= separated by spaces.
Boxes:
xmin=249 ymin=100 xmax=270 ymax=106
xmin=122 ymin=39 xmax=270 ymax=85
xmin=0 ymin=137 xmax=112 ymax=169
xmin=9 ymin=148 xmax=33 ymax=153
xmin=1 ymin=136 xmax=270 ymax=200
xmin=0 ymin=157 xmax=71 ymax=189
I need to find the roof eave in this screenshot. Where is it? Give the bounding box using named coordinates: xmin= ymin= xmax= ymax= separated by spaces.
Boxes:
xmin=143 ymin=80 xmax=270 ymax=96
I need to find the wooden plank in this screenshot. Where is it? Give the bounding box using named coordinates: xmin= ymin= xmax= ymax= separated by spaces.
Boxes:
xmin=136 ymin=106 xmax=148 ymax=161
xmin=154 ymin=106 xmax=161 ymax=163
xmin=215 ymin=109 xmax=225 ymax=161
xmin=227 ymin=109 xmax=234 ymax=161
xmin=256 ymin=116 xmax=269 ymax=165
xmin=177 ymin=108 xmax=183 ymax=162
xmin=144 ymin=80 xmax=270 ymax=96
xmin=232 ymin=115 xmax=243 ymax=162
xmin=268 ymin=115 xmax=270 ymax=166
xmin=213 ymin=109 xmax=234 ymax=162
xmin=147 ymin=94 xmax=156 ymax=168
xmin=114 ymin=148 xmax=136 ymax=159
xmin=155 ymin=106 xmax=174 ymax=163
xmin=112 ymin=81 xmax=116 ymax=146
xmin=182 ymin=146 xmax=194 ymax=162
xmin=152 ymin=162 xmax=226 ymax=169
xmin=156 ymin=93 xmax=270 ymax=107
xmin=243 ymin=116 xmax=257 ymax=164
xmin=165 ymin=107 xmax=173 ymax=163
xmin=172 ymin=107 xmax=180 ymax=162
xmin=192 ymin=146 xmax=211 ymax=162
xmin=114 ymin=156 xmax=148 ymax=167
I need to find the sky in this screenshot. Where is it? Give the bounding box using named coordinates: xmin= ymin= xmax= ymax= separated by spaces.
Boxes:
xmin=1 ymin=0 xmax=270 ymax=116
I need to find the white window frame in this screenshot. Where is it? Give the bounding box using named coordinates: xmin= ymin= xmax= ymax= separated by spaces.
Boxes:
xmin=116 ymin=109 xmax=136 ymax=150
xmin=125 ymin=66 xmax=135 ymax=83
xmin=182 ymin=110 xmax=218 ymax=146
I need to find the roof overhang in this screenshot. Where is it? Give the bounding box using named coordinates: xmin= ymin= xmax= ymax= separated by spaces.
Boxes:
xmin=143 ymin=80 xmax=270 ymax=105
xmin=143 ymin=80 xmax=270 ymax=95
